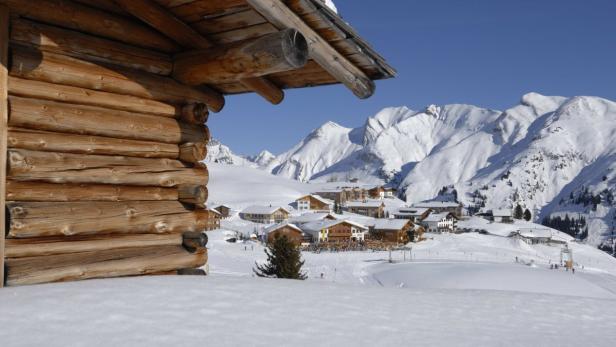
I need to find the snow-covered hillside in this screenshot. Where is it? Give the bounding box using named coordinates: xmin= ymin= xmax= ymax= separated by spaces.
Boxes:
xmin=222 ymin=93 xmax=616 ymax=246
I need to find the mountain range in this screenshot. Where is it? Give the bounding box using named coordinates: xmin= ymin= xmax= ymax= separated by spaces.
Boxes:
xmin=207 ymin=93 xmax=616 ymax=247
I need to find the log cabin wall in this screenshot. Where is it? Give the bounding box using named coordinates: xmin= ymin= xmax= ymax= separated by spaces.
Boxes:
xmin=1 ymin=0 xmax=214 ymax=286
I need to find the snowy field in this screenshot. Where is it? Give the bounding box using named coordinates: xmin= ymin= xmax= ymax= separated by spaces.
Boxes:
xmin=2 ymin=275 xmax=616 ymax=347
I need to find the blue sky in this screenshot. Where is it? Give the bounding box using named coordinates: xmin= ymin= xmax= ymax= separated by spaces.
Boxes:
xmin=210 ymin=0 xmax=616 ymax=155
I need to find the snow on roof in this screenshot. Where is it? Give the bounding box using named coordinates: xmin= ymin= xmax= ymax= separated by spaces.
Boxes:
xmin=302 ymin=219 xmax=367 ymax=233
xmin=241 ymin=205 xmax=289 ymax=215
xmin=373 ymin=219 xmax=410 ymax=230
xmin=423 ymin=213 xmax=454 ymax=222
xmin=290 ymin=212 xmax=336 ymax=224
xmin=413 ymin=201 xmax=461 ymax=208
xmin=396 ymin=207 xmax=430 ymax=215
xmin=264 ymin=222 xmax=302 ymax=234
xmin=492 ymin=209 xmax=512 ymax=217
xmin=297 ymin=194 xmax=333 ymax=205
xmin=208 ymin=209 xmax=222 ymax=216
xmin=345 ymin=200 xmax=384 ymax=208
xmin=214 ymin=204 xmax=232 ymax=209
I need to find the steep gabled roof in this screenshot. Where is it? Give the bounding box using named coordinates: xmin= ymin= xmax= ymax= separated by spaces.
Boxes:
xmin=241 ymin=205 xmax=289 ymax=215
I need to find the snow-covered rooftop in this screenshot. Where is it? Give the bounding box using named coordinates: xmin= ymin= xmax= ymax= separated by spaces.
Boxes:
xmin=264 ymin=222 xmax=302 ymax=234
xmin=241 ymin=205 xmax=289 ymax=215
xmin=492 ymin=209 xmax=512 ymax=217
xmin=414 ymin=201 xmax=461 ymax=208
xmin=297 ymin=194 xmax=333 ymax=205
xmin=290 ymin=212 xmax=336 ymax=224
xmin=345 ymin=200 xmax=384 ymax=208
xmin=302 ymin=219 xmax=367 ymax=233
xmin=423 ymin=213 xmax=454 ymax=223
xmin=373 ymin=219 xmax=410 ymax=230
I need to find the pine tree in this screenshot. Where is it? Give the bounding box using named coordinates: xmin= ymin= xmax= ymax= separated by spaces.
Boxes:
xmin=254 ymin=235 xmax=306 ymax=280
xmin=523 ymin=208 xmax=532 ymax=221
xmin=513 ymin=204 xmax=524 ymax=219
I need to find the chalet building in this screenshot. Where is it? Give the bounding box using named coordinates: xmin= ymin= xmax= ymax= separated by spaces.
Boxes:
xmin=371 ymin=219 xmax=413 ymax=243
xmin=240 ymin=206 xmax=290 ymax=224
xmin=295 ymin=194 xmax=333 ymax=212
xmin=413 ymin=201 xmax=463 ymax=217
xmin=265 ymin=223 xmax=305 ymax=246
xmin=368 ymin=186 xmax=397 ymax=199
xmin=0 ymin=0 xmax=394 ymax=286
xmin=393 ymin=207 xmax=432 ymax=222
xmin=213 ymin=205 xmax=232 ymax=219
xmin=344 ymin=200 xmax=386 ymax=218
xmin=491 ymin=209 xmax=513 ymax=223
xmin=314 ymin=186 xmax=368 ymax=204
xmin=301 ymin=220 xmax=368 ymax=244
xmin=204 ymin=209 xmax=222 ymax=231
xmin=422 ymin=212 xmax=458 ymax=233
xmin=510 ymin=229 xmax=568 ymax=246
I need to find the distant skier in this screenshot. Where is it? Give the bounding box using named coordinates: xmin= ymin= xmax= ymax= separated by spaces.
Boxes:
xmin=572 ymin=268 xmax=575 ymax=274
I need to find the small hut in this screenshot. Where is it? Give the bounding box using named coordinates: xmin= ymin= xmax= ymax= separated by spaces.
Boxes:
xmin=0 ymin=0 xmax=394 ymax=286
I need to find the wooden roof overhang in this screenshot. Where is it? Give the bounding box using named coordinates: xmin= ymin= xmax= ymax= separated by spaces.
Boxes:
xmin=81 ymin=0 xmax=396 ymax=107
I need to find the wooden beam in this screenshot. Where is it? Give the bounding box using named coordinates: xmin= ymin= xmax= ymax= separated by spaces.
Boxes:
xmin=6 ymin=181 xmax=179 ymax=202
xmin=8 ymin=77 xmax=180 ymax=117
xmin=9 ymin=96 xmax=209 ymax=145
xmin=177 ymin=184 xmax=208 ymax=207
xmin=5 ymin=245 xmax=207 ymax=286
xmin=6 ymin=201 xmax=209 ymax=238
xmin=10 ymin=18 xmax=173 ymax=75
xmin=0 ymin=4 xmax=8 ymax=288
xmin=7 ymin=149 xmax=209 ymax=187
xmin=173 ymin=28 xmax=308 ymax=85
xmin=114 ymin=0 xmax=286 ymax=104
xmin=5 ymin=233 xmax=183 ymax=258
xmin=11 ymin=47 xmax=225 ymax=112
xmin=246 ymin=0 xmax=375 ymax=99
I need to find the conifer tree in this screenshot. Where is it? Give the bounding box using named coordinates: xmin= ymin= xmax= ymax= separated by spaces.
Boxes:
xmin=523 ymin=208 xmax=532 ymax=221
xmin=514 ymin=204 xmax=524 ymax=219
xmin=254 ymin=235 xmax=306 ymax=280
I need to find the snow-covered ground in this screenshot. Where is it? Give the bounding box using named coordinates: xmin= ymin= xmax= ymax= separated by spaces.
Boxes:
xmin=2 ymin=275 xmax=616 ymax=347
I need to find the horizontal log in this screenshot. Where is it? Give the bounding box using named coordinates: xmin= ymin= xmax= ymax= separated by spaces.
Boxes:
xmin=181 ymin=103 xmax=209 ymax=124
xmin=5 ymin=245 xmax=207 ymax=286
xmin=177 ymin=184 xmax=208 ymax=207
xmin=178 ymin=142 xmax=207 ymax=163
xmin=8 ymin=77 xmax=180 ymax=117
xmin=0 ymin=0 xmax=179 ymax=53
xmin=5 ymin=233 xmax=183 ymax=258
xmin=8 ymin=149 xmax=209 ymax=187
xmin=173 ymin=28 xmax=308 ymax=85
xmin=6 ymin=201 xmax=209 ymax=238
xmin=11 ymin=47 xmax=225 ymax=112
xmin=239 ymin=77 xmax=284 ymax=105
xmin=182 ymin=231 xmax=208 ymax=253
xmin=6 ymin=181 xmax=178 ymax=202
xmin=10 ymin=18 xmax=173 ymax=75
xmin=7 ymin=128 xmax=180 ymax=158
xmin=8 ymin=96 xmax=208 ymax=144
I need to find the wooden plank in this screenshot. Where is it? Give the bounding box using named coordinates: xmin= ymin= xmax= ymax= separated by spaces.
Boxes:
xmin=0 ymin=4 xmax=8 ymax=288
xmin=7 ymin=127 xmax=180 ymax=159
xmin=10 ymin=46 xmax=225 ymax=112
xmin=8 ymin=77 xmax=180 ymax=117
xmin=6 ymin=201 xmax=209 ymax=238
xmin=0 ymin=0 xmax=180 ymax=53
xmin=192 ymin=9 xmax=267 ymax=34
xmin=170 ymin=0 xmax=248 ymax=23
xmin=5 ymin=233 xmax=183 ymax=258
xmin=7 ymin=149 xmax=210 ymax=187
xmin=246 ymin=0 xmax=375 ymax=99
xmin=209 ymin=22 xmax=278 ymax=45
xmin=5 ymin=245 xmax=207 ymax=286
xmin=10 ymin=18 xmax=173 ymax=75
xmin=8 ymin=96 xmax=209 ymax=144
xmin=6 ymin=181 xmax=178 ymax=202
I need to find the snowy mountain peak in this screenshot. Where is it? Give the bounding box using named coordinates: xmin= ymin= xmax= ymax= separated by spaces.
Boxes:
xmin=424 ymin=104 xmax=441 ymax=118
xmin=251 ymin=150 xmax=277 ymax=167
